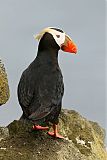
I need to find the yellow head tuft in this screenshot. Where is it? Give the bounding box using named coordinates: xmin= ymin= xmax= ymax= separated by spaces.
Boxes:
xmin=33 ymin=27 xmax=53 ymax=41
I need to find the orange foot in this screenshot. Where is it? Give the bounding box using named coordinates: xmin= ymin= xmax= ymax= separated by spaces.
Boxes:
xmin=48 ymin=131 xmax=64 ymax=139
xmin=32 ymin=125 xmax=49 ymax=130
xmin=47 ymin=124 xmax=64 ymax=139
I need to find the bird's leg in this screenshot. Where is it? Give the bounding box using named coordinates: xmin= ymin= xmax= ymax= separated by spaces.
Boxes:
xmin=32 ymin=125 xmax=49 ymax=130
xmin=48 ymin=124 xmax=64 ymax=139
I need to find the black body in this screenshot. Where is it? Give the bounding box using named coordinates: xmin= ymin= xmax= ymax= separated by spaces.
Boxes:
xmin=17 ymin=32 xmax=64 ymax=125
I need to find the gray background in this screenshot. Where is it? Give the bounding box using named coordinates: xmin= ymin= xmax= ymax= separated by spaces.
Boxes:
xmin=0 ymin=0 xmax=106 ymax=135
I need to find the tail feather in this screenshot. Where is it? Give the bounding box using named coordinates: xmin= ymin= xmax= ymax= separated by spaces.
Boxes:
xmin=28 ymin=105 xmax=55 ymax=121
xmin=28 ymin=111 xmax=51 ymax=121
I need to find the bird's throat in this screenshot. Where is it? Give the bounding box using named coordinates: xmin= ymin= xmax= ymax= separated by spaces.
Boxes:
xmin=37 ymin=49 xmax=59 ymax=66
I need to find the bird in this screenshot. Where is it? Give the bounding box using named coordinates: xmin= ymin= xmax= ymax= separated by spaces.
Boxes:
xmin=17 ymin=27 xmax=77 ymax=138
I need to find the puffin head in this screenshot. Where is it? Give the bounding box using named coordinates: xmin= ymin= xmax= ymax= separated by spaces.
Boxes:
xmin=34 ymin=27 xmax=77 ymax=54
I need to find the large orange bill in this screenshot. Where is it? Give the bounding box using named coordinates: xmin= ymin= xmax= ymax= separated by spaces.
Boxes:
xmin=61 ymin=35 xmax=77 ymax=54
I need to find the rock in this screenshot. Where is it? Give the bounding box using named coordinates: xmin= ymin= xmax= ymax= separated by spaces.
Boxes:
xmin=0 ymin=109 xmax=106 ymax=160
xmin=0 ymin=127 xmax=9 ymax=142
xmin=0 ymin=59 xmax=10 ymax=105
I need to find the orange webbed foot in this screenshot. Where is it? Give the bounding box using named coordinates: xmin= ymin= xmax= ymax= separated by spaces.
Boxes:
xmin=32 ymin=125 xmax=49 ymax=130
xmin=47 ymin=131 xmax=64 ymax=139
xmin=47 ymin=124 xmax=64 ymax=139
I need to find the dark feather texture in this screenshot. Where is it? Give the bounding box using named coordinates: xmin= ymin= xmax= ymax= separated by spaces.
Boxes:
xmin=18 ymin=32 xmax=64 ymax=125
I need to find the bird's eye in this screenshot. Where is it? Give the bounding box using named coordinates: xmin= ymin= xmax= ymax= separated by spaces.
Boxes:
xmin=56 ymin=35 xmax=60 ymax=38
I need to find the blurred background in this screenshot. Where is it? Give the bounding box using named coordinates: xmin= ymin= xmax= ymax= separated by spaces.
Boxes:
xmin=0 ymin=0 xmax=106 ymax=139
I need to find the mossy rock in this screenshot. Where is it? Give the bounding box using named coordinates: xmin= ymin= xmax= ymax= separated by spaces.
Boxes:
xmin=0 ymin=59 xmax=10 ymax=105
xmin=0 ymin=109 xmax=106 ymax=160
xmin=59 ymin=109 xmax=107 ymax=159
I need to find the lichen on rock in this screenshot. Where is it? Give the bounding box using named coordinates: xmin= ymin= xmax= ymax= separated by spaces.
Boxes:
xmin=0 ymin=59 xmax=10 ymax=105
xmin=0 ymin=109 xmax=106 ymax=160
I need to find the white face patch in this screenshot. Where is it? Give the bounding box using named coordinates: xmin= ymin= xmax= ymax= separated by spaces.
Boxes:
xmin=48 ymin=29 xmax=65 ymax=47
xmin=34 ymin=27 xmax=65 ymax=47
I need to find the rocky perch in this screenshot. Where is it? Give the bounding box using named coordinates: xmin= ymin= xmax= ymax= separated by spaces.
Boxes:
xmin=0 ymin=59 xmax=10 ymax=105
xmin=0 ymin=109 xmax=106 ymax=160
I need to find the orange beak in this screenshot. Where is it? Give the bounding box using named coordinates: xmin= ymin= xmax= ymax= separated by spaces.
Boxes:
xmin=61 ymin=35 xmax=77 ymax=54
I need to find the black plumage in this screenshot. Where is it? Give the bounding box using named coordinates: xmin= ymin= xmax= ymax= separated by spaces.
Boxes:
xmin=17 ymin=32 xmax=64 ymax=125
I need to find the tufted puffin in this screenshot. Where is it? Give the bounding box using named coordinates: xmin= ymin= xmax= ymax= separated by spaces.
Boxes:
xmin=17 ymin=27 xmax=77 ymax=138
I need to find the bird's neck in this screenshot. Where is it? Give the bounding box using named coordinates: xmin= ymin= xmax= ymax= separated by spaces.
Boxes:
xmin=37 ymin=48 xmax=59 ymax=66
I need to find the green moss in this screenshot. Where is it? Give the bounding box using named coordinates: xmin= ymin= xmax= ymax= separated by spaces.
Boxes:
xmin=0 ymin=109 xmax=106 ymax=160
xmin=59 ymin=109 xmax=106 ymax=158
xmin=0 ymin=61 xmax=10 ymax=105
